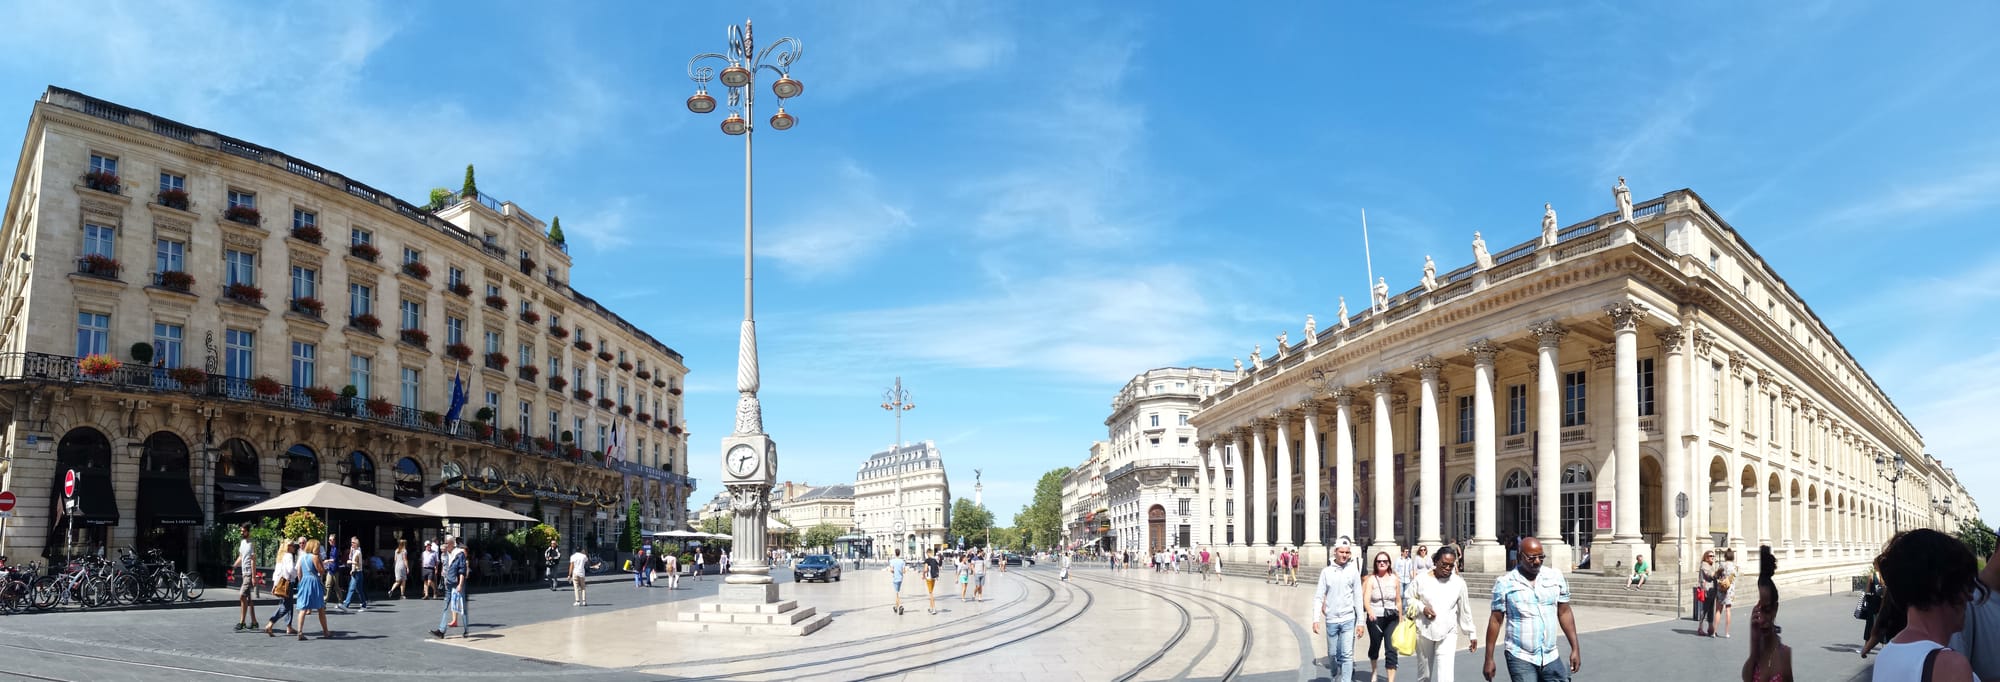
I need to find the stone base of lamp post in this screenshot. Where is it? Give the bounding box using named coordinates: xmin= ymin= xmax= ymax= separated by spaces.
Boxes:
xmin=661 ymin=597 xmax=833 ymax=636
xmin=1463 ymin=539 xmax=1508 ymax=573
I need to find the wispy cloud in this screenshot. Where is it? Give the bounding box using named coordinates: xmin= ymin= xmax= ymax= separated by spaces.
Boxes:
xmin=762 ymin=160 xmax=915 ymax=277
xmin=564 ymin=196 xmax=639 ymax=253
xmin=808 ymin=0 xmax=1016 ymax=100
xmin=1817 ymin=164 xmax=2000 ymax=228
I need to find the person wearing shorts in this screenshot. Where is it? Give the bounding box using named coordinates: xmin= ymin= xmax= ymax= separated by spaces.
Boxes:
xmin=972 ymin=552 xmax=987 ymax=602
xmin=888 ymin=550 xmax=908 ymax=615
xmin=922 ymin=550 xmax=942 ymax=615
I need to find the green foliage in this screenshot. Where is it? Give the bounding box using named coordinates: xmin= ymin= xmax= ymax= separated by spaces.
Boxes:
xmin=427 ymin=187 xmax=454 ymax=211
xmin=548 ymin=216 xmax=566 ymax=244
xmin=474 ymin=406 xmax=494 ymax=423
xmin=950 ymin=498 xmax=994 ymax=548
xmin=1958 ymin=517 xmax=1996 ymax=561
xmin=506 ymin=522 xmax=561 ymax=554
xmin=621 ymin=501 xmax=643 ymax=552
xmin=339 ymin=384 xmax=359 ymax=399
xmin=128 ymin=342 xmax=154 ymax=364
xmin=802 ymin=523 xmax=842 ymax=554
xmin=461 ymin=164 xmax=478 ymax=198
xmin=1013 ymin=467 xmax=1070 ymax=551
xmin=281 ymin=509 xmax=327 ymax=547
xmin=531 ymin=497 xmax=545 ymax=524
xmin=700 ymin=515 xmax=731 ymax=535
xmin=988 ymin=526 xmax=1024 ymax=552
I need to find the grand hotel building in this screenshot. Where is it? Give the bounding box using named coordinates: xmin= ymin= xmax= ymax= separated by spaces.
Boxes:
xmin=1189 ymin=186 xmax=1978 ymax=577
xmin=0 ymin=87 xmax=696 ymax=567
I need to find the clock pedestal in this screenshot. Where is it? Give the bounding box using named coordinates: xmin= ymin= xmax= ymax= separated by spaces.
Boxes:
xmin=660 ymin=433 xmax=832 ymax=636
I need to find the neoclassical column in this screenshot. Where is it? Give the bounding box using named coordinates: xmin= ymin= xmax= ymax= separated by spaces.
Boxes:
xmin=1417 ymin=355 xmax=1445 ymax=547
xmin=1607 ymin=302 xmax=1647 ymax=552
xmin=1333 ymin=389 xmax=1358 ymax=544
xmin=1227 ymin=431 xmax=1247 ymax=548
xmin=1301 ymin=400 xmax=1323 ymax=548
xmin=1370 ymin=373 xmax=1398 ymax=555
xmin=1195 ymin=439 xmax=1213 ymax=548
xmin=1273 ymin=411 xmax=1294 ymax=548
xmin=1468 ymin=340 xmax=1502 ymax=571
xmin=1530 ymin=320 xmax=1570 ymax=564
xmin=1657 ymin=325 xmax=1687 ymax=569
xmin=1250 ymin=421 xmax=1270 ymax=549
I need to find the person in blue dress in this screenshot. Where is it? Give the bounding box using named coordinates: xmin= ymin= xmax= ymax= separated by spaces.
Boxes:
xmin=293 ymin=538 xmax=331 ymax=639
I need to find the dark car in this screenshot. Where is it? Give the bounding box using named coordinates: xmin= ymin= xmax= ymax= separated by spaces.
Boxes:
xmin=793 ymin=554 xmax=842 ymax=583
xmin=992 ymin=552 xmax=1035 ymax=567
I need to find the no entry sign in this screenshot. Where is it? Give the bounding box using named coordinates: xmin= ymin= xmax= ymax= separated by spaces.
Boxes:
xmin=64 ymin=469 xmax=78 ymax=498
xmin=0 ymin=490 xmax=15 ymax=513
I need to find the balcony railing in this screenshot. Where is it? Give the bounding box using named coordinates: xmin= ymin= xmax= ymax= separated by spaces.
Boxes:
xmin=0 ymin=351 xmax=681 ymax=469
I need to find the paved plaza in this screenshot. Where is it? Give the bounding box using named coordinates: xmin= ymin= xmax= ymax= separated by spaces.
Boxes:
xmin=0 ymin=562 xmax=1884 ymax=681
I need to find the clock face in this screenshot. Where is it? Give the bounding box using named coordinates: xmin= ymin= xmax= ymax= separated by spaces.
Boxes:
xmin=893 ymin=519 xmax=906 ymax=533
xmin=726 ymin=444 xmax=760 ymax=478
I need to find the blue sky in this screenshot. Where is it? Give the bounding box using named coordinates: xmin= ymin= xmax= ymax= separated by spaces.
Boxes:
xmin=4 ymin=2 xmax=1996 ymax=528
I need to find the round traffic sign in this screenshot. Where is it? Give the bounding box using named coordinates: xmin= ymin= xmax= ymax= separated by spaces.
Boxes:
xmin=1675 ymin=492 xmax=1689 ymax=519
xmin=0 ymin=490 xmax=15 ymax=512
xmin=64 ymin=469 xmax=78 ymax=498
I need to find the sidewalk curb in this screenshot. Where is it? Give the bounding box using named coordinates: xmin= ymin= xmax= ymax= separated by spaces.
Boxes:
xmin=36 ymin=571 xmax=664 ymax=614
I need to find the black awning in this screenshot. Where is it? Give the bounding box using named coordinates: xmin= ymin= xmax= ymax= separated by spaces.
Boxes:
xmin=215 ymin=478 xmax=271 ymax=505
xmin=137 ymin=477 xmax=205 ymax=526
xmin=54 ymin=471 xmax=119 ymax=527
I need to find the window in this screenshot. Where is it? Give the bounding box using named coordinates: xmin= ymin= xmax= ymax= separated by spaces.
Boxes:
xmin=549 ymin=354 xmax=562 ymax=378
xmin=224 ymin=250 xmax=255 ymax=286
xmin=447 ymin=267 xmax=463 ymax=289
xmin=153 ymin=323 xmax=183 ymax=368
xmin=224 ymin=329 xmax=254 ymax=380
xmin=290 ymin=266 xmax=317 ymax=301
xmin=484 ymin=330 xmax=501 ymax=355
xmin=89 ymin=153 xmax=117 ymax=177
xmin=446 ymin=316 xmax=465 ymax=346
xmin=1506 ymin=384 xmax=1527 ymax=435
xmin=1561 ymin=370 xmax=1587 ymax=427
xmin=1179 ymin=413 xmax=1189 ymax=426
xmin=403 ymin=247 xmax=422 ymax=265
xmin=1743 ymin=379 xmax=1755 ymax=427
xmin=1177 ymin=499 xmax=1190 ymax=516
xmin=227 ymin=190 xmax=255 ymax=210
xmin=1711 ymin=363 xmax=1725 ymax=419
xmin=292 ymin=209 xmax=315 ymax=231
xmin=83 ymin=223 xmax=116 ymax=258
xmin=1636 ymin=357 xmax=1657 ymax=417
xmin=158 ymin=172 xmax=184 ymax=194
xmin=573 ymin=367 xmax=584 ymax=387
xmin=1149 ymin=414 xmax=1159 ymax=428
xmin=75 ymin=312 xmax=109 ymax=357
xmin=574 ymin=417 xmax=585 ymax=444
xmin=155 ymin=238 xmax=185 ymax=274
xmin=518 ymin=400 xmax=531 ymax=435
xmin=519 ymin=344 xmax=532 ymax=368
xmin=291 ymin=342 xmax=316 ymax=388
xmin=549 ymin=409 xmax=560 ymax=440
xmin=401 ymin=367 xmax=421 ymax=409
xmin=348 ymin=283 xmax=373 ymax=318
xmin=1709 ymin=250 xmax=1720 ymax=271
xmin=617 ymin=385 xmax=629 ymax=408
xmin=1456 ymin=395 xmax=1475 ymax=443
xmin=485 ymin=283 xmax=501 ymax=299
xmin=597 ymin=376 xmax=607 ymax=398
xmin=350 ymin=228 xmax=372 ymax=246
xmin=350 ymin=355 xmax=371 ymax=398
xmin=1768 ymin=394 xmax=1779 ymax=438
xmin=597 ymin=425 xmax=608 ymax=450
xmin=400 ymin=300 xmax=422 ymax=330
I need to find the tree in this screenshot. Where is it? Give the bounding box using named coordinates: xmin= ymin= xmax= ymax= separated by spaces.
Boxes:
xmin=281 ymin=509 xmax=327 ymax=547
xmin=1959 ymin=517 xmax=1996 ymax=562
xmin=700 ymin=515 xmax=731 ymax=535
xmin=989 ymin=526 xmax=1023 ymax=552
xmin=549 ymin=216 xmax=566 ymax=245
xmin=621 ymin=500 xmax=643 ymax=552
xmin=1015 ymin=467 xmax=1070 ymax=551
xmin=461 ymin=164 xmax=478 ymax=198
xmin=426 ymin=187 xmax=454 ymax=211
xmin=530 ymin=497 xmax=545 ymax=525
xmin=950 ymin=498 xmax=994 ymax=548
xmin=801 ymin=523 xmax=843 ymax=554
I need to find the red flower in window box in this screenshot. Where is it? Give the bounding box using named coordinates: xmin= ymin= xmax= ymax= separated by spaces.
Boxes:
xmin=473 ymin=422 xmax=495 ymax=439
xmin=248 ymin=376 xmax=283 ymax=397
xmin=501 ymin=427 xmax=521 ymax=444
xmin=533 ymin=436 xmax=553 ymax=452
xmin=574 ymin=388 xmax=593 ymax=401
xmin=484 ymin=352 xmax=510 ymax=370
xmin=618 ymin=405 xmax=633 ymax=416
xmin=78 ymin=254 xmax=122 ymax=278
xmin=597 ymin=351 xmax=613 ymax=362
xmin=83 ymin=171 xmax=121 ymax=193
xmin=224 ymin=205 xmax=260 ymax=224
xmin=364 ymin=397 xmax=395 ymax=417
xmin=519 ymin=365 xmax=541 ymax=380
xmin=617 ymin=361 xmax=633 ymax=372
xmin=349 ymin=243 xmax=380 ymax=261
xmin=225 ymin=282 xmax=264 ymax=304
xmin=520 ymin=310 xmax=540 ymax=324
xmin=484 ymin=295 xmax=507 ymax=310
xmin=303 ymin=386 xmax=337 ymax=404
xmin=421 ymin=411 xmax=443 ymax=427
xmin=668 ymin=424 xmax=683 ymax=436
xmin=597 ymin=398 xmax=614 ymax=410
xmin=445 ymin=343 xmax=473 ymax=361
xmin=654 ymin=419 xmax=668 ymax=430
xmin=635 ymin=412 xmax=651 ymax=422
xmin=350 ymin=313 xmax=381 ymax=333
xmin=654 ymin=379 xmax=666 ymax=389
xmin=549 ymin=326 xmax=569 ymax=339
xmin=567 ymin=446 xmax=585 ymax=460
xmin=448 ymin=282 xmax=472 ymax=297
xmin=168 ymin=367 xmax=209 ymax=388
xmin=157 ymin=188 xmax=189 ymax=210
xmin=290 ymin=226 xmax=323 ymax=244
xmin=78 ymin=354 xmax=122 ymax=377
xmin=519 ymin=257 xmax=536 ymax=274
xmin=400 ymin=328 xmax=430 ymax=347
xmin=549 ymin=375 xmax=568 ymax=391
xmin=289 ymin=296 xmax=324 ymax=316
xmin=636 ymin=370 xmax=651 ymax=380
xmin=668 ymin=387 xmax=682 ymax=396
xmin=574 ymin=340 xmax=593 ymax=351
xmin=401 ymin=261 xmax=431 ymax=280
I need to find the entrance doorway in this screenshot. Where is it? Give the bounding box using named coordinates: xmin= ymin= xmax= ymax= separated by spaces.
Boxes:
xmin=1500 ymin=468 xmax=1535 ymax=541
xmin=1147 ymin=505 xmax=1166 ymax=554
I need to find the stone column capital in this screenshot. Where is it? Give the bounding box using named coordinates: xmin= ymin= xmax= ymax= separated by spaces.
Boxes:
xmin=1656 ymin=325 xmax=1687 ymax=351
xmin=1331 ymin=387 xmax=1358 ymax=407
xmin=1196 ymin=439 xmax=1213 ymax=450
xmin=1530 ymin=320 xmax=1569 ymax=348
xmin=1270 ymin=410 xmax=1293 ymax=427
xmin=1467 ymin=339 xmax=1501 ymax=364
xmin=1692 ymin=328 xmax=1717 ymax=356
xmin=1368 ymin=372 xmax=1398 ymax=394
xmin=1416 ymin=355 xmax=1445 ymax=379
xmin=1297 ymin=398 xmax=1323 ymax=416
xmin=1604 ymin=301 xmax=1650 ymax=331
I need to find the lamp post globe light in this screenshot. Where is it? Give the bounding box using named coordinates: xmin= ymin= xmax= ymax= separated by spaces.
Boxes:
xmin=683 ymin=19 xmax=805 ymax=608
xmin=882 ymin=378 xmax=914 ymax=556
xmin=1876 ymin=452 xmax=1906 ymax=534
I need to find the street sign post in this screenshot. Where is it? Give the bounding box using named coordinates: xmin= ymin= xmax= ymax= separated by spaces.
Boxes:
xmin=64 ymin=469 xmax=77 ymax=498
xmin=0 ymin=490 xmax=16 ymax=513
xmin=0 ymin=491 xmax=10 ymax=550
xmin=1676 ymin=492 xmax=1689 ymax=621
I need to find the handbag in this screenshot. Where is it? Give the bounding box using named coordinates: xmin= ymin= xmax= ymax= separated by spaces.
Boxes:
xmin=1391 ymin=613 xmax=1419 ymax=656
xmin=1696 ymin=587 xmax=1707 ymax=603
xmin=273 ymin=576 xmax=292 ymax=598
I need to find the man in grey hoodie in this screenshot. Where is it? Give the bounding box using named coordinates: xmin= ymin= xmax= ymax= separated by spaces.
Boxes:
xmin=1312 ymin=536 xmax=1367 ymax=681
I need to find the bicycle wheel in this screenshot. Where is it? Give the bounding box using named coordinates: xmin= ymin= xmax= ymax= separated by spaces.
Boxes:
xmin=112 ymin=574 xmax=139 ymax=605
xmin=29 ymin=576 xmax=57 ymax=610
xmin=1 ymin=580 xmax=25 ymax=614
xmin=179 ymin=573 xmax=205 ymax=601
xmin=150 ymin=575 xmax=176 ymax=603
xmin=79 ymin=578 xmax=106 ymax=608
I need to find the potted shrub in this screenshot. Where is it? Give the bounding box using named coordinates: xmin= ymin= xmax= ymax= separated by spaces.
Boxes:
xmin=519 ymin=365 xmax=540 ymax=380
xmin=157 ymin=188 xmax=190 ymax=210
xmin=597 ymin=398 xmax=614 ymax=410
xmin=501 ymin=427 xmax=521 ymax=444
xmin=617 ymin=405 xmax=633 ymax=416
xmin=520 ymin=310 xmax=540 ymax=324
xmin=350 ymin=313 xmax=381 ymax=333
xmin=303 ymin=386 xmax=338 ymax=404
xmin=473 ymin=422 xmax=495 ymax=439
xmin=290 ymin=225 xmax=323 ymax=244
xmin=484 ymin=295 xmax=507 ymax=310
xmin=421 ymin=411 xmax=443 ymax=427
xmin=158 ymin=270 xmax=195 ymax=292
xmin=83 ymin=170 xmax=121 ymax=193
xmin=248 ymin=376 xmax=283 ymax=397
xmin=448 ymin=282 xmax=472 ymax=297
xmin=567 ymin=445 xmax=584 ymax=460
xmin=168 ymin=366 xmax=208 ymax=388
xmin=484 ymin=352 xmax=509 ymax=370
xmin=574 ymin=340 xmax=593 ymax=351
xmin=636 ymin=370 xmax=651 ymax=380
xmin=445 ymin=343 xmax=473 ymax=361
xmin=617 ymin=361 xmax=633 ymax=371
xmin=78 ymin=354 xmax=122 ymax=377
xmin=401 ymin=261 xmax=430 ymax=280
xmin=590 ymin=450 xmax=605 ymax=463
xmin=549 ymin=326 xmax=569 ymax=339
xmin=365 ymin=397 xmax=394 ymax=417
xmin=225 ymin=282 xmax=264 ymax=304
xmin=533 ymin=436 xmax=553 ymax=452
xmin=400 ymin=328 xmax=430 ymax=346
xmin=80 ymin=254 xmax=121 ymax=277
xmin=223 ymin=205 xmax=260 ymax=224
xmin=338 ymin=385 xmax=360 ymax=414
xmin=349 ymin=243 xmax=379 ymax=261
xmin=290 ymin=296 xmax=325 ymax=316
xmin=474 ymin=406 xmax=495 ymax=423
xmin=573 ymin=388 xmax=593 ymax=401
xmin=129 ymin=342 xmax=155 ymax=365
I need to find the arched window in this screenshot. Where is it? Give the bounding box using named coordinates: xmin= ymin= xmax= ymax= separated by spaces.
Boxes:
xmin=1453 ymin=475 xmax=1476 ymax=542
xmin=56 ymin=427 xmax=112 ymax=471
xmin=1560 ymin=463 xmax=1595 ymax=547
xmin=139 ymin=432 xmax=190 ymax=476
xmin=393 ymin=457 xmax=424 ymax=501
xmin=347 ymin=451 xmax=377 ymax=494
xmin=217 ymin=439 xmax=259 ymax=480
xmin=51 ymin=427 xmax=116 ymax=552
xmin=1501 ymin=469 xmax=1535 ymax=538
xmin=282 ymin=444 xmax=318 ymax=492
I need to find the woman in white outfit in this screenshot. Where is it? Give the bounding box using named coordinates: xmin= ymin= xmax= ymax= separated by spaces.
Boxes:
xmin=1409 ymin=546 xmax=1477 ymax=682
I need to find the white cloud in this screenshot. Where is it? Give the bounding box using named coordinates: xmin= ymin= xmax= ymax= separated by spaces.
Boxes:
xmin=762 ymin=161 xmax=915 ymax=277
xmin=1818 ymin=164 xmax=2000 ymax=228
xmin=564 ymin=196 xmax=639 ymax=253
xmin=808 ymin=1 xmax=1016 ymax=99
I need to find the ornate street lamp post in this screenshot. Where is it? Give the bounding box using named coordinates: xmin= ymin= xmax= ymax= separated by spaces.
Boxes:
xmin=882 ymin=377 xmax=914 ymax=556
xmin=684 ymin=20 xmax=803 ymax=605
xmin=1876 ymin=452 xmax=1906 ymax=535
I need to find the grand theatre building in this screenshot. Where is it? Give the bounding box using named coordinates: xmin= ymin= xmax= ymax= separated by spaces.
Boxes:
xmin=0 ymin=88 xmax=696 ymax=568
xmin=1190 ymin=186 xmax=1976 ymax=577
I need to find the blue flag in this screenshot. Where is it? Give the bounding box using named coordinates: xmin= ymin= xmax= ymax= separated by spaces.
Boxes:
xmin=444 ymin=371 xmax=468 ymax=423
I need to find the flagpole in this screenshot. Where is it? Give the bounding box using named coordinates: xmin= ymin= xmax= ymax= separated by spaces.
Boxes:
xmin=1361 ymin=209 xmax=1375 ymax=303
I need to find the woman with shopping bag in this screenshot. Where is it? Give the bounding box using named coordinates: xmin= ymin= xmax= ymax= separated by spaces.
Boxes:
xmin=1407 ymin=546 xmax=1478 ymax=681
xmin=1362 ymin=550 xmax=1403 ymax=682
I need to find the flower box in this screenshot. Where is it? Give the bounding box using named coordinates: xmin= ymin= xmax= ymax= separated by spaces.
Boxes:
xmin=518 ymin=366 xmax=540 ymax=381
xmin=448 ymin=282 xmax=472 ymax=297
xmin=349 ymin=313 xmax=381 ymax=333
xmin=597 ymin=351 xmax=613 ymax=362
xmin=401 ymin=261 xmax=431 ymax=280
xmin=636 ymin=370 xmax=652 ymax=380
xmin=225 ymin=282 xmax=264 ymax=304
xmin=597 ymin=398 xmax=614 ymax=410
xmin=519 ymin=257 xmax=536 ymax=274
xmin=484 ymin=295 xmax=507 ymax=310
xmin=421 ymin=411 xmax=443 ymax=427
xmin=78 ymin=354 xmax=122 ymax=377
xmin=617 ymin=405 xmax=633 ymax=416
xmin=668 ymin=387 xmax=682 ymax=396
xmin=484 ymin=352 xmax=510 ymax=370
xmin=83 ymin=171 xmax=121 ymax=194
xmin=635 ymin=412 xmax=651 ymax=422
xmin=574 ymin=340 xmax=593 ymax=351
xmin=168 ymin=367 xmax=209 ymax=388
xmin=157 ymin=270 xmax=194 ymax=292
xmin=533 ymin=436 xmax=553 ymax=452
xmin=654 ymin=379 xmax=666 ymax=389
xmin=349 ymin=243 xmax=380 ymax=261
xmin=78 ymin=254 xmax=121 ymax=278
xmin=157 ymin=188 xmax=189 ymax=210
xmin=654 ymin=419 xmax=668 ymax=430
xmin=574 ymin=388 xmax=594 ymax=402
xmin=590 ymin=451 xmax=605 ymax=463
xmin=248 ymin=376 xmax=283 ymax=397
xmin=224 ymin=205 xmax=260 ymax=225
xmin=501 ymin=428 xmax=522 ymax=444
xmin=290 ymin=296 xmax=325 ymax=317
xmin=303 ymin=386 xmax=338 ymax=404
xmin=445 ymin=343 xmax=473 ymax=361
xmin=400 ymin=328 xmax=430 ymax=346
xmin=549 ymin=376 xmax=568 ymax=391
xmin=617 ymin=361 xmax=634 ymax=371
xmin=473 ymin=422 xmax=495 ymax=439
xmin=567 ymin=446 xmax=585 ymax=460
xmin=520 ymin=310 xmax=540 ymax=324
xmin=365 ymin=397 xmax=395 ymax=418
xmin=549 ymin=326 xmax=569 ymax=339
xmin=290 ymin=226 xmax=323 ymax=244
xmin=668 ymin=425 xmax=683 ymax=435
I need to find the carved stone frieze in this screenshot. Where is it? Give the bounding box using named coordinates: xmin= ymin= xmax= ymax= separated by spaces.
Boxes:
xmin=1590 ymin=346 xmax=1616 ymax=370
xmin=79 ymin=195 xmax=126 ymax=220
xmin=1656 ymin=325 xmax=1686 ymax=350
xmin=1603 ymin=300 xmax=1649 ymax=331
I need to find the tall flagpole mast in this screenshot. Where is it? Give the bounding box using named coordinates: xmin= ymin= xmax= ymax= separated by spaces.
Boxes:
xmin=1361 ymin=209 xmax=1375 ymax=303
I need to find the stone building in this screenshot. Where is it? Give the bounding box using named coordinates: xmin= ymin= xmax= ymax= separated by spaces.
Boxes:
xmin=777 ymin=483 xmax=854 ymax=534
xmin=1060 ymin=441 xmax=1110 ymax=552
xmin=853 ymin=441 xmax=951 ymax=557
xmin=1102 ymin=367 xmax=1235 ymax=555
xmin=0 ymin=87 xmax=696 ymax=568
xmin=1190 ymin=186 xmax=1976 ymax=578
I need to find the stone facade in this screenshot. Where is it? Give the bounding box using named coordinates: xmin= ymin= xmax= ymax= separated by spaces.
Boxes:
xmin=1101 ymin=367 xmax=1234 ymax=554
xmin=776 ymin=483 xmax=854 ymax=533
xmin=1061 ymin=441 xmax=1110 ymax=551
xmin=0 ymin=87 xmax=697 ymax=567
xmin=853 ymin=441 xmax=950 ymax=558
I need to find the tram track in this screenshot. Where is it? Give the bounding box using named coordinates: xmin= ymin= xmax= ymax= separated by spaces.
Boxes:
xmin=1071 ymin=570 xmax=1254 ymax=681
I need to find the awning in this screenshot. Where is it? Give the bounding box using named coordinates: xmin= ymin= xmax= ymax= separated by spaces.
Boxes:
xmin=215 ymin=478 xmax=271 ymax=505
xmin=54 ymin=471 xmax=118 ymax=527
xmin=138 ymin=477 xmax=205 ymax=526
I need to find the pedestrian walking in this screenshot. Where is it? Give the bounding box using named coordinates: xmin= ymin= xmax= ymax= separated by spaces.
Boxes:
xmin=1363 ymin=550 xmax=1402 ymax=682
xmin=232 ymin=523 xmax=258 ymax=632
xmin=391 ymin=539 xmax=409 ymax=599
xmin=663 ymin=552 xmax=681 ymax=590
xmin=1864 ymin=591 xmax=1907 ymax=658
xmin=293 ymin=538 xmax=331 ymax=640
xmin=430 ymin=536 xmax=470 ymax=639
xmin=633 ymin=545 xmax=649 ymax=588
xmin=922 ymin=549 xmax=942 ymax=615
xmin=1199 ymin=547 xmax=1213 ymax=582
xmin=1481 ymin=537 xmax=1580 ymax=681
xmin=1719 ymin=549 xmax=1740 ymax=638
xmin=323 ymin=534 xmax=343 ymax=605
xmin=263 ymin=538 xmax=300 ymax=636
xmin=972 ymin=551 xmax=987 ymax=602
xmin=339 ymin=537 xmax=368 ymax=612
xmin=543 ymin=540 xmax=561 ymax=591
xmin=422 ymin=539 xmax=439 ymax=600
xmin=569 ymin=545 xmax=589 ymax=606
xmin=957 ymin=554 xmax=972 ymax=601
xmin=1948 ymin=528 xmax=2000 ymax=679
xmin=1411 ymin=546 xmax=1477 ymax=682
xmin=1743 ymin=545 xmax=1793 ymax=682
xmin=693 ymin=550 xmax=705 ymax=580
xmin=1872 ymin=528 xmax=1984 ymax=682
xmin=1311 ymin=537 xmax=1366 ymax=682
xmin=1060 ymin=551 xmax=1072 ymax=582
xmin=888 ymin=549 xmax=908 ymax=615
xmin=1696 ymin=550 xmax=1720 ymax=636
xmin=1396 ymin=546 xmax=1419 ymax=598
